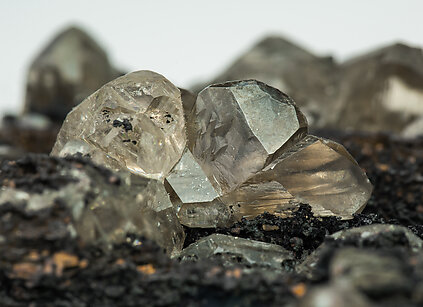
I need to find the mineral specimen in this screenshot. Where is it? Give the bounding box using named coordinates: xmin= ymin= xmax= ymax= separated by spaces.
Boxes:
xmin=51 ymin=70 xmax=186 ymax=180
xmin=0 ymin=155 xmax=185 ymax=256
xmin=52 ymin=70 xmax=372 ymax=226
xmin=178 ymin=233 xmax=294 ymax=269
xmin=24 ymin=26 xmax=120 ymax=122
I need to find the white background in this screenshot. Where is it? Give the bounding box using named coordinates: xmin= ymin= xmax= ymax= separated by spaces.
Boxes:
xmin=0 ymin=0 xmax=422 ymax=115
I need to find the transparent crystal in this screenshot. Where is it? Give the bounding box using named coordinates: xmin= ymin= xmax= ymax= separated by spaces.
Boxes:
xmin=51 ymin=70 xmax=186 ymax=180
xmin=336 ymin=43 xmax=423 ymax=133
xmin=177 ymin=233 xmax=294 ymax=269
xmin=175 ymin=199 xmax=235 ymax=228
xmin=190 ymin=80 xmax=307 ymax=195
xmin=221 ymin=181 xmax=299 ymax=220
xmin=51 ymin=71 xmax=372 ymax=227
xmin=248 ymin=135 xmax=373 ymax=219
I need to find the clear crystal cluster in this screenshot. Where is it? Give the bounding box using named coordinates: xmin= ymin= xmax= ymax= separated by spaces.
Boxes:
xmin=52 ymin=70 xmax=373 ymax=231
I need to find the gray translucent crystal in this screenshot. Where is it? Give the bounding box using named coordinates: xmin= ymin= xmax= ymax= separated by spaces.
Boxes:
xmin=0 ymin=113 xmax=59 ymax=155
xmin=51 ymin=70 xmax=186 ymax=180
xmin=177 ymin=233 xmax=294 ymax=269
xmin=191 ymin=80 xmax=307 ymax=195
xmin=24 ymin=26 xmax=120 ymax=122
xmin=165 ymin=148 xmax=233 ymax=227
xmin=0 ymin=157 xmax=184 ymax=256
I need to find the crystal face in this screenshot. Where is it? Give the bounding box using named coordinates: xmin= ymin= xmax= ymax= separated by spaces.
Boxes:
xmin=166 ymin=149 xmax=219 ymax=203
xmin=51 ymin=70 xmax=186 ymax=180
xmin=177 ymin=234 xmax=294 ymax=269
xmin=191 ymin=80 xmax=307 ymax=195
xmin=165 ymin=148 xmax=229 ymax=227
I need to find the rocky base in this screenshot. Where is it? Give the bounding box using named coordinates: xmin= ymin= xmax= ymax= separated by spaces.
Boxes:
xmin=1 ymin=132 xmax=423 ymax=306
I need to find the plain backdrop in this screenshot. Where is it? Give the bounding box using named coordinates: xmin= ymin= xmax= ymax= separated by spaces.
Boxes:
xmin=0 ymin=0 xmax=422 ymax=115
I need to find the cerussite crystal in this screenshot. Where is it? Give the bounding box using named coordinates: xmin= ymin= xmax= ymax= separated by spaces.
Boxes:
xmin=240 ymin=135 xmax=373 ymax=219
xmin=177 ymin=234 xmax=294 ymax=269
xmin=51 ymin=70 xmax=186 ymax=180
xmin=190 ymin=80 xmax=307 ymax=195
